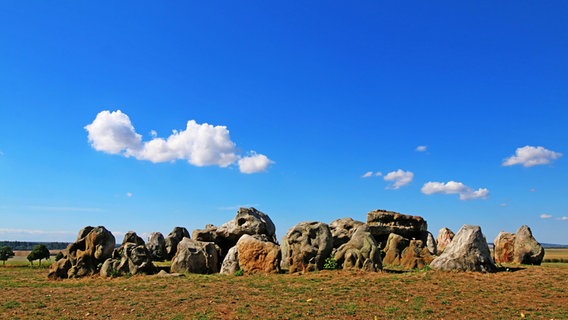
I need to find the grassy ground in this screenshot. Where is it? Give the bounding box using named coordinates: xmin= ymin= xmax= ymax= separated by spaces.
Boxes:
xmin=543 ymin=248 xmax=568 ymax=263
xmin=1 ymin=262 xmax=567 ymax=320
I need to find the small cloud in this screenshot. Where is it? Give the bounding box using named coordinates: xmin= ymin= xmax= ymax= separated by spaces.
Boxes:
xmin=540 ymin=214 xmax=552 ymax=219
xmin=557 ymin=216 xmax=568 ymax=221
xmin=384 ymin=169 xmax=414 ymax=189
xmin=362 ymin=171 xmax=373 ymax=178
xmin=529 ymin=188 xmax=537 ymax=192
xmin=421 ymin=180 xmax=489 ymax=200
xmin=126 ymin=192 xmax=133 ymax=198
xmin=362 ymin=171 xmax=382 ymax=178
xmin=238 ymin=152 xmax=274 ymax=174
xmin=502 ymin=145 xmax=562 ymax=167
xmin=415 ymin=145 xmax=427 ymax=152
xmin=500 ymin=203 xmax=508 ymax=207
xmin=150 ymin=130 xmax=158 ymax=138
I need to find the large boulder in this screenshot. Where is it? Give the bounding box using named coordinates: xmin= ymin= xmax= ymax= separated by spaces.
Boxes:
xmin=382 ymin=233 xmax=409 ymax=266
xmin=215 ymin=207 xmax=278 ymax=251
xmin=101 ymin=242 xmax=156 ymax=277
xmin=122 ymin=231 xmax=145 ymax=246
xmin=436 ymin=227 xmax=455 ymax=255
xmin=146 ymin=232 xmax=167 ymax=262
xmin=513 ymin=225 xmax=545 ymax=265
xmin=425 ymin=232 xmax=437 ymax=255
xmin=236 ymin=234 xmax=281 ymax=274
xmin=165 ymin=227 xmax=190 ymax=260
xmin=430 ymin=225 xmax=497 ymax=273
xmin=366 ymin=209 xmax=428 ymax=246
xmin=400 ymin=240 xmax=434 ymax=269
xmin=49 ymin=226 xmax=116 ymax=279
xmin=170 ymin=238 xmax=221 ymax=274
xmin=193 ymin=224 xmax=218 ymax=243
xmin=329 ymin=218 xmax=365 ymax=248
xmin=280 ymin=221 xmax=333 ymax=273
xmin=220 ymin=246 xmax=240 ymax=275
xmin=493 ymin=232 xmax=516 ymax=264
xmin=334 ymin=225 xmax=382 ymax=271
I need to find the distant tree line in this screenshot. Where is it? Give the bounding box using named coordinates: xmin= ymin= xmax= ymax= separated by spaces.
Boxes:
xmin=0 ymin=241 xmax=70 ymax=251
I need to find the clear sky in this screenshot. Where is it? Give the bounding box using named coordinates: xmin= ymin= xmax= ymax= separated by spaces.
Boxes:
xmin=1 ymin=2 xmax=567 ymax=244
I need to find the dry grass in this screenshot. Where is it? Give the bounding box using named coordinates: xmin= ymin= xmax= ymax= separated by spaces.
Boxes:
xmin=543 ymin=248 xmax=568 ymax=263
xmin=1 ymin=263 xmax=567 ymax=319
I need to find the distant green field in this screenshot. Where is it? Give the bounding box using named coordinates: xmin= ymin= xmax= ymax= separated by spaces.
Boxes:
xmin=543 ymin=248 xmax=568 ymax=263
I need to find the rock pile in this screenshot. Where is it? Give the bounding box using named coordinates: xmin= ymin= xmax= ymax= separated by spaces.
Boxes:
xmin=48 ymin=226 xmax=116 ymax=279
xmin=494 ymin=225 xmax=545 ymax=265
xmin=48 ymin=208 xmax=546 ymax=279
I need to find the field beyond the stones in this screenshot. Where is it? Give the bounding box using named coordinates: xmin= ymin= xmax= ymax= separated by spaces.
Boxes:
xmin=1 ymin=259 xmax=567 ymax=319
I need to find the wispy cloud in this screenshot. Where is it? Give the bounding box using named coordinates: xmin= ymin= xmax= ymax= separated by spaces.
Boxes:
xmin=415 ymin=145 xmax=427 ymax=152
xmin=558 ymin=216 xmax=568 ymax=221
xmin=0 ymin=228 xmax=76 ymax=236
xmin=361 ymin=171 xmax=382 ymax=178
xmin=85 ymin=110 xmax=273 ymax=173
xmin=503 ymin=145 xmax=562 ymax=167
xmin=540 ymin=214 xmax=553 ymax=219
xmin=421 ymin=181 xmax=489 ymax=200
xmin=384 ymin=169 xmax=414 ymax=189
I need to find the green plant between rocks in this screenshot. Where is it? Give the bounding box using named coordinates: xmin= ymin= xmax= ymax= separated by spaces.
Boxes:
xmin=234 ymin=269 xmax=244 ymax=276
xmin=323 ymin=257 xmax=339 ymax=270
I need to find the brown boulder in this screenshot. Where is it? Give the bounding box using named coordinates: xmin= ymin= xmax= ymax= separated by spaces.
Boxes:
xmin=513 ymin=225 xmax=545 ymax=265
xmin=493 ymin=232 xmax=515 ymax=264
xmin=236 ymin=234 xmax=281 ymax=274
xmin=400 ymin=240 xmax=434 ymax=269
xmin=436 ymin=227 xmax=455 ymax=255
xmin=382 ymin=233 xmax=409 ymax=266
xmin=165 ymin=227 xmax=190 ymax=259
xmin=122 ymin=231 xmax=145 ymax=246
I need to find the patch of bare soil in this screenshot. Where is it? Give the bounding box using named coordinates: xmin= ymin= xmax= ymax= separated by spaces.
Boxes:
xmin=1 ymin=264 xmax=567 ymax=319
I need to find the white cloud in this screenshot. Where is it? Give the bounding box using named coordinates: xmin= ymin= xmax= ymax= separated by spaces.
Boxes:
xmin=238 ymin=152 xmax=274 ymax=174
xmin=85 ymin=110 xmax=272 ymax=173
xmin=362 ymin=171 xmax=382 ymax=178
xmin=416 ymin=145 xmax=427 ymax=152
xmin=126 ymin=192 xmax=133 ymax=198
xmin=384 ymin=169 xmax=414 ymax=189
xmin=421 ymin=181 xmax=489 ymax=200
xmin=500 ymin=203 xmax=508 ymax=207
xmin=84 ymin=110 xmax=142 ymax=155
xmin=540 ymin=214 xmax=552 ymax=219
xmin=558 ymin=216 xmax=568 ymax=221
xmin=503 ymin=145 xmax=562 ymax=167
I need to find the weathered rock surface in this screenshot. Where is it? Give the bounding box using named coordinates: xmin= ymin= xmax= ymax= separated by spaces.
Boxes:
xmin=165 ymin=227 xmax=190 ymax=259
xmin=192 ymin=224 xmax=218 ymax=243
xmin=170 ymin=238 xmax=220 ymax=274
xmin=220 ymin=246 xmax=240 ymax=275
xmin=493 ymin=232 xmax=516 ymax=264
xmin=400 ymin=240 xmax=434 ymax=269
xmin=236 ymin=234 xmax=281 ymax=274
xmin=513 ymin=225 xmax=545 ymax=265
xmin=436 ymin=227 xmax=455 ymax=255
xmin=430 ymin=225 xmax=497 ymax=273
xmin=280 ymin=221 xmax=333 ymax=272
xmin=382 ymin=233 xmax=409 ymax=266
xmin=425 ymin=232 xmax=437 ymax=256
xmin=48 ymin=226 xmax=116 ymax=279
xmin=122 ymin=231 xmax=145 ymax=246
xmin=334 ymin=225 xmax=382 ymax=271
xmin=329 ymin=218 xmax=365 ymax=248
xmin=366 ymin=209 xmax=428 ymax=246
xmin=215 ymin=207 xmax=278 ymax=252
xmin=146 ymin=232 xmax=167 ymax=261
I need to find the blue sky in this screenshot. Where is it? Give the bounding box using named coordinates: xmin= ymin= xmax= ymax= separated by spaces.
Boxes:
xmin=1 ymin=2 xmax=567 ymax=244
